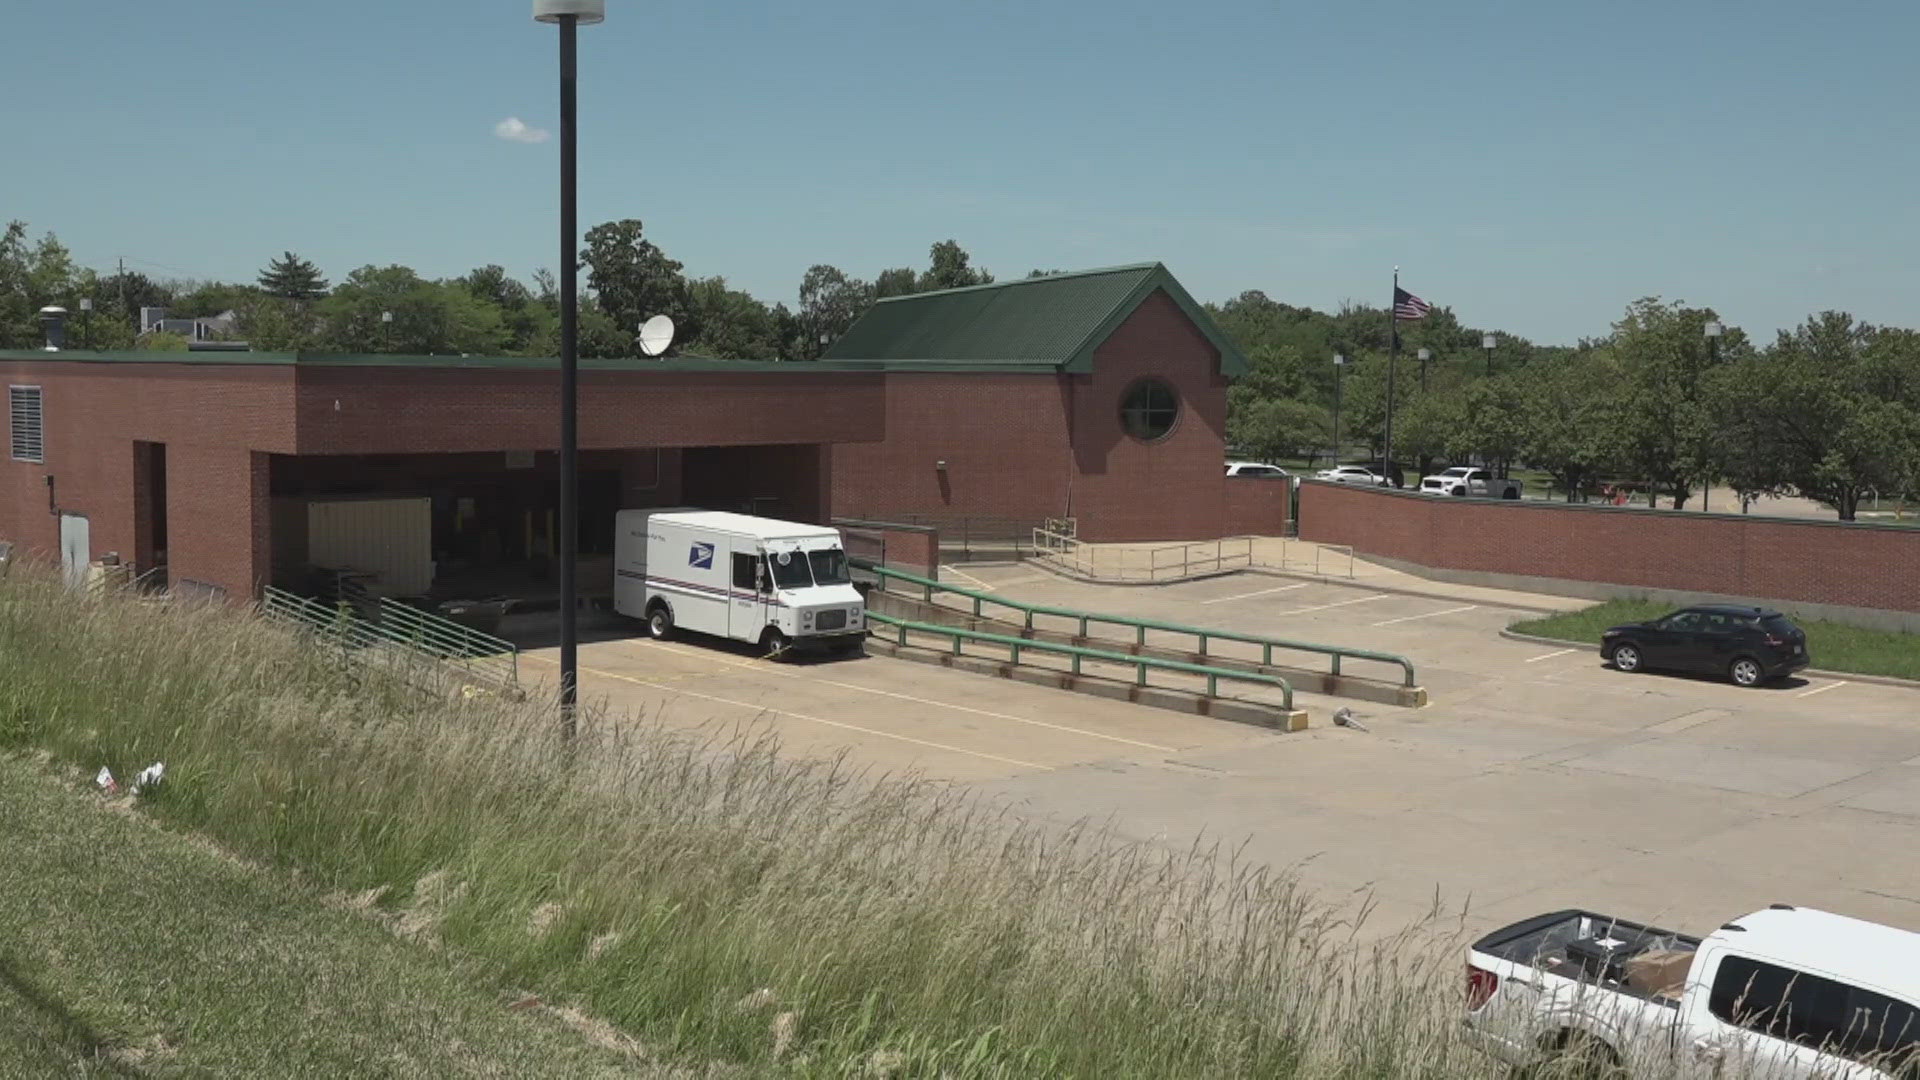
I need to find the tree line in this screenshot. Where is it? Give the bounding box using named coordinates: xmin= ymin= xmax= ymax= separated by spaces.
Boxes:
xmin=1213 ymin=292 xmax=1920 ymax=520
xmin=0 ymin=218 xmax=1002 ymax=361
xmin=9 ymin=216 xmax=1916 ymax=519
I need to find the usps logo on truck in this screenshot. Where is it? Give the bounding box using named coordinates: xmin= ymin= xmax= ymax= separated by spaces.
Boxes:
xmin=688 ymin=542 xmax=715 ymax=569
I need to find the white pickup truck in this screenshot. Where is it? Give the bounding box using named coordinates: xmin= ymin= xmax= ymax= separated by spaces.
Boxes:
xmin=1465 ymin=904 xmax=1920 ymax=1078
xmin=1418 ymin=465 xmax=1524 ymax=499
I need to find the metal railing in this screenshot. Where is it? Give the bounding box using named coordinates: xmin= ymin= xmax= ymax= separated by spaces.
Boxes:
xmin=1254 ymin=538 xmax=1356 ymax=578
xmin=866 ymin=612 xmax=1294 ymax=710
xmin=1030 ymin=529 xmax=1256 ymax=583
xmin=260 ymin=587 xmax=519 ymax=691
xmin=858 ymin=559 xmax=1416 ymax=688
xmin=843 ymin=513 xmax=1055 ymax=558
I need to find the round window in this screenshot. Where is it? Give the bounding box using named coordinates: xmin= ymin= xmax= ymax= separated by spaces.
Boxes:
xmin=1119 ymin=379 xmax=1179 ymax=441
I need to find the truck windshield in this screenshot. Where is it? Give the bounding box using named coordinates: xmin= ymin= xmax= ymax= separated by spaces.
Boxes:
xmin=767 ymin=550 xmax=813 ymax=589
xmin=807 ymin=547 xmax=851 ymax=586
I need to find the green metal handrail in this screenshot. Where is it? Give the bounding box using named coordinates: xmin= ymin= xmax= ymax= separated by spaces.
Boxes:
xmin=260 ymin=587 xmax=518 ymax=689
xmin=855 ymin=558 xmax=1416 ymax=688
xmin=866 ymin=611 xmax=1294 ymax=710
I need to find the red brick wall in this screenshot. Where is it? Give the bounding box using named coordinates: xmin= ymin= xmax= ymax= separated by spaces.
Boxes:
xmin=1298 ymin=481 xmax=1920 ymax=613
xmin=0 ymin=361 xmax=295 ymax=592
xmin=1067 ymin=290 xmax=1231 ymax=542
xmin=830 ymin=288 xmax=1234 ymax=542
xmin=829 ymin=372 xmax=1073 ymax=527
xmin=166 ymin=447 xmax=270 ymax=599
xmin=292 ymin=367 xmax=885 ymax=454
xmin=1222 ymin=477 xmax=1293 ymax=536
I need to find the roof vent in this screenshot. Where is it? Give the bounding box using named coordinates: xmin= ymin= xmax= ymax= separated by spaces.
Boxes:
xmin=38 ymin=306 xmax=67 ymax=351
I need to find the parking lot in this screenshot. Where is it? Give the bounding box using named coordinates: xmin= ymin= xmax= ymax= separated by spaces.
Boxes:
xmin=526 ymin=563 xmax=1920 ymax=943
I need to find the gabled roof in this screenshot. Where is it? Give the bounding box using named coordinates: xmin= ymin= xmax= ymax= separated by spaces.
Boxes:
xmin=823 ymin=262 xmax=1248 ymax=375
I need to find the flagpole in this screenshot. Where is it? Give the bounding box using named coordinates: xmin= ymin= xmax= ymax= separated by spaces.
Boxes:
xmin=1386 ymin=266 xmax=1399 ymax=488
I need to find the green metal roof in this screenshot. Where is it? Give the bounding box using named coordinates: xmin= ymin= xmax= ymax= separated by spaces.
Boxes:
xmin=823 ymin=262 xmax=1248 ymax=376
xmin=0 ymin=349 xmax=897 ymax=374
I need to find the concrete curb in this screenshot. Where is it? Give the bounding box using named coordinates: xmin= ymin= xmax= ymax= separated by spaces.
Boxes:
xmin=862 ymin=638 xmax=1311 ymax=732
xmin=1496 ymin=628 xmax=1920 ymax=691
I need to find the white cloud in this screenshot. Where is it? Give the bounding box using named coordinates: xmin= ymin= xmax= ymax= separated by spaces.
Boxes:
xmin=493 ymin=117 xmax=549 ymax=144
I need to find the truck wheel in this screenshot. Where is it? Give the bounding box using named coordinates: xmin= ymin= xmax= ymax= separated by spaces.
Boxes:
xmin=1729 ymin=656 xmax=1764 ymax=687
xmin=1539 ymin=1032 xmax=1623 ymax=1079
xmin=646 ymin=601 xmax=674 ymax=641
xmin=1609 ymin=643 xmax=1642 ymax=673
xmin=762 ymin=628 xmax=789 ymax=659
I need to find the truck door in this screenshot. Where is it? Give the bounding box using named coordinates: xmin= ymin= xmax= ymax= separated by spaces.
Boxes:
xmin=729 ymin=549 xmax=768 ymax=641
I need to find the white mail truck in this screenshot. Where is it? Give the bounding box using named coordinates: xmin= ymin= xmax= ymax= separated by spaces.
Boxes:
xmin=613 ymin=509 xmax=865 ymax=657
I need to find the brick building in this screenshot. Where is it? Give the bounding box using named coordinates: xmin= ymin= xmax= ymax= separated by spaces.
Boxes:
xmin=1 ymin=263 xmax=1282 ymax=600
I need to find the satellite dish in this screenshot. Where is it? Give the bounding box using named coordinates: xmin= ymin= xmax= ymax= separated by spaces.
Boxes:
xmin=638 ymin=314 xmax=675 ymax=357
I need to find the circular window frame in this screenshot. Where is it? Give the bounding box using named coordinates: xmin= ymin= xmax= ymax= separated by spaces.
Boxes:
xmin=1118 ymin=377 xmax=1181 ymax=443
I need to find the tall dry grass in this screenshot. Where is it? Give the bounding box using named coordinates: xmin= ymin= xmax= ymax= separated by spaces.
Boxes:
xmin=0 ymin=570 xmax=1501 ymax=1078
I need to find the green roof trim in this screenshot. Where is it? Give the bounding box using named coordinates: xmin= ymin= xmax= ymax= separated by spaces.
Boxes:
xmin=0 ymin=349 xmax=907 ymax=374
xmin=822 ymin=262 xmax=1248 ymax=376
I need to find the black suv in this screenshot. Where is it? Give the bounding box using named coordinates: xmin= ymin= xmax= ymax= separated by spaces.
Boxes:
xmin=1601 ymin=605 xmax=1810 ymax=687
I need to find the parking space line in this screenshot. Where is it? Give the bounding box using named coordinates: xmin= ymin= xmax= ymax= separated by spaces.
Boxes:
xmin=645 ymin=641 xmax=1178 ymax=752
xmin=1200 ymin=582 xmax=1310 ymax=605
xmin=1370 ymin=604 xmax=1478 ymax=627
xmin=524 ymin=653 xmax=1052 ymax=770
xmin=1797 ymin=680 xmax=1848 ymax=698
xmin=1276 ymin=594 xmax=1392 ymax=616
xmin=940 ymin=565 xmax=994 ymax=591
xmin=1524 ymin=648 xmax=1578 ymax=663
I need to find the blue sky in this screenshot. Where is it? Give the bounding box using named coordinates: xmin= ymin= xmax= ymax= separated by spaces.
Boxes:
xmin=7 ymin=0 xmax=1918 ymax=343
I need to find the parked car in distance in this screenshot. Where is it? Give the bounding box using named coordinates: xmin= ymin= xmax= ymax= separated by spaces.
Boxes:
xmin=1602 ymin=604 xmax=1809 ymax=687
xmin=1418 ymin=465 xmax=1524 ymax=499
xmin=1224 ymin=461 xmax=1290 ymax=479
xmin=1314 ymin=465 xmax=1389 ymax=486
xmin=1465 ymin=903 xmax=1920 ymax=1079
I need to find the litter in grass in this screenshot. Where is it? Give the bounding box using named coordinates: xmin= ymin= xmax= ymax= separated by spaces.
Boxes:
xmin=134 ymin=761 xmax=165 ymax=793
xmin=94 ymin=765 xmax=118 ymax=794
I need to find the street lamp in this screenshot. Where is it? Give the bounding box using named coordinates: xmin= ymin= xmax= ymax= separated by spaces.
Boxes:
xmin=1332 ymin=352 xmax=1346 ymax=465
xmin=1482 ymin=332 xmax=1496 ymax=377
xmin=78 ymin=297 xmax=92 ymax=350
xmin=380 ymin=309 xmax=393 ymax=350
xmin=1417 ymin=347 xmax=1431 ymax=392
xmin=535 ymin=0 xmax=604 ymax=740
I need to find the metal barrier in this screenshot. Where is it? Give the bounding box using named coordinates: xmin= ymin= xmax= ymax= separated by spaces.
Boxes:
xmin=842 ymin=513 xmax=1052 ymax=558
xmin=866 ymin=611 xmax=1294 ymax=710
xmin=1029 ymin=529 xmax=1256 ymax=583
xmin=857 ymin=559 xmax=1416 ymax=688
xmin=260 ymin=587 xmax=519 ymax=691
xmin=1255 ymin=538 xmax=1356 ymax=579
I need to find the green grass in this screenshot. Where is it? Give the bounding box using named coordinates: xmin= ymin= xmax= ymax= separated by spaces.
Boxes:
xmin=0 ymin=569 xmax=1498 ymax=1078
xmin=1510 ymin=598 xmax=1920 ymax=682
xmin=0 ymin=753 xmax=659 ymax=1078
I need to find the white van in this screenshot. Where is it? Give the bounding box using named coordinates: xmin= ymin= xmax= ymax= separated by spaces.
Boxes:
xmin=613 ymin=509 xmax=865 ymax=657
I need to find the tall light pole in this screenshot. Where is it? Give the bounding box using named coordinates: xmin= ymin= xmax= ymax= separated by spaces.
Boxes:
xmin=1332 ymin=352 xmax=1345 ymax=466
xmin=1417 ymin=346 xmax=1431 ymax=393
xmin=380 ymin=309 xmax=393 ymax=350
xmin=1703 ymin=320 xmax=1723 ymax=513
xmin=1482 ymin=332 xmax=1496 ymax=377
xmin=79 ymin=297 xmax=92 ymax=350
xmin=535 ymin=0 xmax=604 ymax=740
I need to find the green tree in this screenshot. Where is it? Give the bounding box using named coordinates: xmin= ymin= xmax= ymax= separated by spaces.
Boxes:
xmin=685 ymin=276 xmax=784 ymax=359
xmin=1520 ymin=349 xmax=1630 ymax=500
xmin=579 ymin=219 xmax=698 ymax=356
xmin=918 ymin=240 xmax=992 ymax=292
xmin=0 ymin=222 xmax=85 ymax=347
xmin=1227 ymin=397 xmax=1332 ymax=465
xmin=235 ymin=295 xmax=320 ymax=351
xmin=315 ymin=265 xmax=510 ymax=355
xmin=1607 ymin=298 xmax=1743 ymax=508
xmin=459 ymin=265 xmax=545 ymax=353
xmin=873 ymin=267 xmax=918 ymax=299
xmin=797 ymin=264 xmax=871 ymax=358
xmin=256 ymin=252 xmax=330 ymax=300
xmin=1710 ymin=313 xmax=1920 ymax=519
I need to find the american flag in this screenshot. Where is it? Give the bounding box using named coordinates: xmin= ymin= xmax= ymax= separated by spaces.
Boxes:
xmin=1393 ymin=286 xmax=1432 ymax=321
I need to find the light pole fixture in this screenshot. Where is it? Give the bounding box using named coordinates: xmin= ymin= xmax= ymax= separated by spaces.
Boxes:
xmin=535 ymin=0 xmax=604 ymax=741
xmin=1332 ymin=352 xmax=1346 ymax=465
xmin=1417 ymin=347 xmax=1431 ymax=392
xmin=79 ymin=297 xmax=92 ymax=350
xmin=1482 ymin=332 xmax=1496 ymax=377
xmin=1702 ymin=320 xmax=1724 ymax=512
